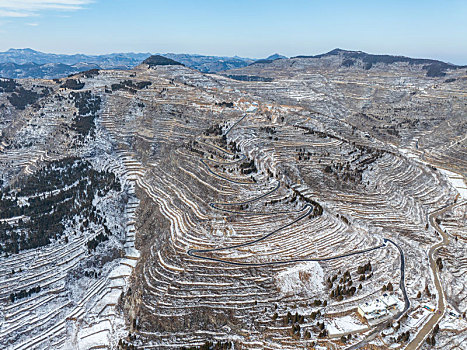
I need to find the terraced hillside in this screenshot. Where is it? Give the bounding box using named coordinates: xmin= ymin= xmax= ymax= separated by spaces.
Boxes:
xmin=0 ymin=52 xmax=466 ymax=349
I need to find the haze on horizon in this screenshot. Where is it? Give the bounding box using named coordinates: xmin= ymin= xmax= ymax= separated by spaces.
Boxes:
xmin=0 ymin=0 xmax=466 ymax=65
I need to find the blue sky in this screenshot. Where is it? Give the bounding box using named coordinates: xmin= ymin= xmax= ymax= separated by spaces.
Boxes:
xmin=0 ymin=0 xmax=466 ymax=64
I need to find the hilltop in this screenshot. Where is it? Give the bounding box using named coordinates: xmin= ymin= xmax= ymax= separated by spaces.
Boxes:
xmin=142 ymin=55 xmax=184 ymax=67
xmin=294 ymin=48 xmax=465 ymax=77
xmin=227 ymin=48 xmax=466 ymax=77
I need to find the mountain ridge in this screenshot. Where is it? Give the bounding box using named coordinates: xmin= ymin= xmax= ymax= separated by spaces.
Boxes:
xmin=0 ymin=48 xmax=254 ymax=77
xmin=292 ymin=48 xmax=465 ymax=77
xmin=1 ymin=48 xmax=465 ymax=79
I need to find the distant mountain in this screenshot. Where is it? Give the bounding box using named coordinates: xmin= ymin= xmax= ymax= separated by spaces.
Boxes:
xmin=222 ymin=48 xmax=467 ymax=81
xmin=294 ymin=48 xmax=465 ymax=77
xmin=250 ymin=53 xmax=288 ymax=65
xmin=0 ymin=48 xmax=149 ymax=68
xmin=4 ymin=48 xmax=459 ymax=80
xmin=143 ymin=55 xmax=184 ymax=67
xmin=162 ymin=53 xmax=253 ymax=72
xmin=0 ymin=48 xmax=254 ymax=78
xmin=0 ymin=62 xmax=101 ymax=79
xmin=266 ymin=53 xmax=287 ymax=60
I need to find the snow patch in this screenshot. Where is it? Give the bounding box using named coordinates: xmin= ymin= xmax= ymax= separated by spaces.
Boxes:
xmin=275 ymin=261 xmax=324 ymax=296
xmin=439 ymin=169 xmax=467 ymax=200
xmin=327 ymin=315 xmax=367 ymax=336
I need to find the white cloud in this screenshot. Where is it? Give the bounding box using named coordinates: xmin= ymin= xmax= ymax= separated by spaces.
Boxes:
xmin=0 ymin=0 xmax=93 ymax=17
xmin=0 ymin=9 xmax=31 ymax=17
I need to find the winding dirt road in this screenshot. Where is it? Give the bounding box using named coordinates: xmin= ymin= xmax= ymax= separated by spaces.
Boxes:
xmin=405 ymin=200 xmax=466 ymax=349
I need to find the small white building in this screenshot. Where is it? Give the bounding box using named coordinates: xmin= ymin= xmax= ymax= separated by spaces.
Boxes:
xmin=381 ymin=293 xmax=398 ymax=309
xmin=358 ymin=294 xmax=400 ymax=322
xmin=358 ymin=298 xmax=388 ymax=321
